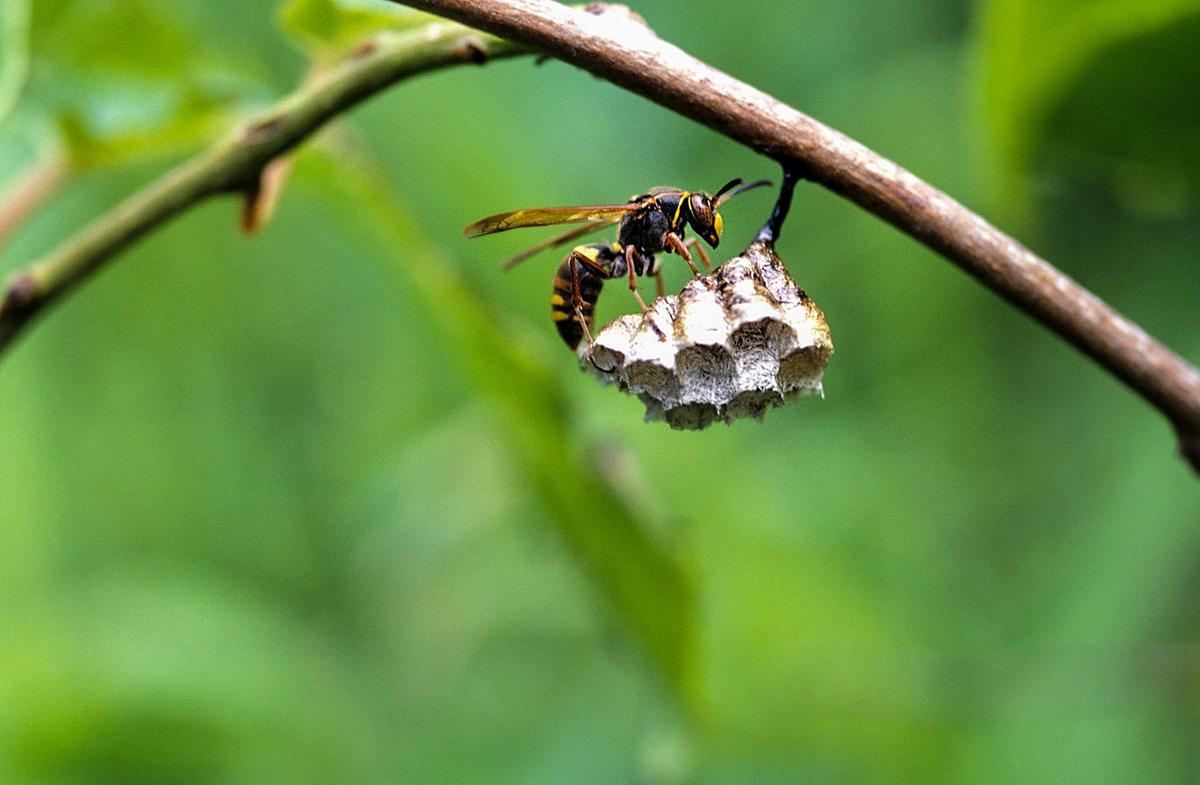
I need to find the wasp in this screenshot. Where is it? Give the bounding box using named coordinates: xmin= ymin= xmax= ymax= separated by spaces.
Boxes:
xmin=463 ymin=178 xmax=770 ymax=350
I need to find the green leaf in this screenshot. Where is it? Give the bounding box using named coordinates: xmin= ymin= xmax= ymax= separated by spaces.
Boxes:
xmin=48 ymin=76 xmax=258 ymax=170
xmin=32 ymin=0 xmax=207 ymax=78
xmin=304 ymin=145 xmax=702 ymax=706
xmin=279 ymin=0 xmax=434 ymax=54
xmin=981 ymin=0 xmax=1200 ymax=185
xmin=0 ymin=0 xmax=30 ymax=128
xmin=21 ymin=0 xmax=268 ymax=170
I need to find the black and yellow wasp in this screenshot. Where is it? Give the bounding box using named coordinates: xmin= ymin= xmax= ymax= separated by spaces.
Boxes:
xmin=463 ymin=178 xmax=769 ymax=350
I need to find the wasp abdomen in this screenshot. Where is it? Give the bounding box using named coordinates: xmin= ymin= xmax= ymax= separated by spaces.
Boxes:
xmin=551 ymin=248 xmax=608 ymax=350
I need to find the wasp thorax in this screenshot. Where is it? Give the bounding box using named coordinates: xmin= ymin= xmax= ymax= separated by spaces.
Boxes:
xmin=584 ymin=241 xmax=833 ymax=429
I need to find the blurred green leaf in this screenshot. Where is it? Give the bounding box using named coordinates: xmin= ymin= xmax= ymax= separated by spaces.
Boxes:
xmin=32 ymin=0 xmax=203 ymax=77
xmin=0 ymin=0 xmax=30 ymax=127
xmin=3 ymin=3 xmax=1199 ymax=782
xmin=18 ymin=0 xmax=268 ymax=171
xmin=981 ymin=0 xmax=1200 ymax=186
xmin=305 ymin=142 xmax=702 ymax=705
xmin=50 ymin=86 xmax=245 ymax=171
xmin=279 ymin=0 xmax=433 ymax=55
xmin=4 ymin=572 xmax=388 ymax=785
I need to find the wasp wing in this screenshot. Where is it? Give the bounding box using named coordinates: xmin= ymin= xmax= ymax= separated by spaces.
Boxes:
xmin=463 ymin=204 xmax=636 ymax=238
xmin=500 ymin=219 xmax=619 ymax=271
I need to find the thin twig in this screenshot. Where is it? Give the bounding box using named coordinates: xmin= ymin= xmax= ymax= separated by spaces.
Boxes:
xmin=392 ymin=0 xmax=1200 ymax=472
xmin=0 ymin=20 xmax=525 ymax=349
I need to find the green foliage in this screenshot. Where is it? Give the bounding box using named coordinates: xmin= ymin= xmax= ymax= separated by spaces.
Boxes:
xmin=319 ymin=149 xmax=700 ymax=700
xmin=280 ymin=0 xmax=434 ymax=54
xmin=12 ymin=0 xmax=268 ymax=172
xmin=0 ymin=1 xmax=1198 ymax=784
xmin=0 ymin=0 xmax=30 ymax=126
xmin=982 ymin=0 xmax=1200 ymax=197
xmin=32 ymin=0 xmax=205 ymax=77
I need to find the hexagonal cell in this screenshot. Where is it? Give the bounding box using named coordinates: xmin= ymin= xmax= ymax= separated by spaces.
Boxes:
xmin=583 ymin=241 xmax=833 ymax=429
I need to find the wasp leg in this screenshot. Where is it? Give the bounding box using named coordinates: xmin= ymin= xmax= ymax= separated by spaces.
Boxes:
xmin=624 ymin=245 xmax=666 ymax=340
xmin=567 ymin=247 xmax=608 ymax=276
xmin=566 ymin=250 xmax=598 ymax=349
xmin=681 ymin=237 xmax=712 ymax=273
xmin=574 ymin=303 xmax=595 ymax=347
xmin=665 ymin=233 xmax=701 ymax=276
xmin=655 ymin=270 xmax=665 ymax=299
xmin=623 ymin=245 xmax=652 ymax=314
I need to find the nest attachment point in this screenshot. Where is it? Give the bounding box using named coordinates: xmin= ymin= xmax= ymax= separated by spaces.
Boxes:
xmin=583 ymin=241 xmax=833 ymax=429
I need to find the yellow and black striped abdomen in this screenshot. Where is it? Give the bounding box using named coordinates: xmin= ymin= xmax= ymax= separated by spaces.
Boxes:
xmin=551 ymin=246 xmax=608 ymax=350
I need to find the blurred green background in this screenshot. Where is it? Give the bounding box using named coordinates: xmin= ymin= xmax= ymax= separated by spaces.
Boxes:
xmin=1 ymin=0 xmax=1198 ymax=782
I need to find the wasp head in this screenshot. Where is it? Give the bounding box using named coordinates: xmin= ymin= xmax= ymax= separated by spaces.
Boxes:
xmin=684 ymin=192 xmax=723 ymax=248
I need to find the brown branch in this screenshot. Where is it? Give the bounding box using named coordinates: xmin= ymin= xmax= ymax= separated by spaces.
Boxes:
xmin=394 ymin=0 xmax=1200 ymax=473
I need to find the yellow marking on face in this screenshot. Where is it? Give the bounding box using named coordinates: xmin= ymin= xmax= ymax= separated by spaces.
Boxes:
xmin=714 ymin=212 xmax=724 ymax=236
xmin=551 ymin=311 xmax=570 ymax=321
xmin=550 ymin=294 xmax=566 ymax=306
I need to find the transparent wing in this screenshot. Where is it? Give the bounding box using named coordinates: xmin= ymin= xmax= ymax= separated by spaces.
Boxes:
xmin=500 ymin=219 xmax=620 ymax=271
xmin=463 ymin=204 xmax=635 ymax=238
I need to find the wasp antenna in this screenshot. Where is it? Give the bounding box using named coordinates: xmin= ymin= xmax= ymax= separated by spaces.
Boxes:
xmin=713 ymin=177 xmax=744 ymax=200
xmin=734 ymin=178 xmax=772 ymax=196
xmin=716 ymin=178 xmax=772 ymax=206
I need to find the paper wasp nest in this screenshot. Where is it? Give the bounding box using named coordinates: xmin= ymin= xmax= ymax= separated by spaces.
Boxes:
xmin=584 ymin=241 xmax=833 ymax=429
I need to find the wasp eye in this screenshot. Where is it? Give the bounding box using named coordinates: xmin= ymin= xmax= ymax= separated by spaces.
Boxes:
xmin=688 ymin=194 xmax=713 ymax=229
